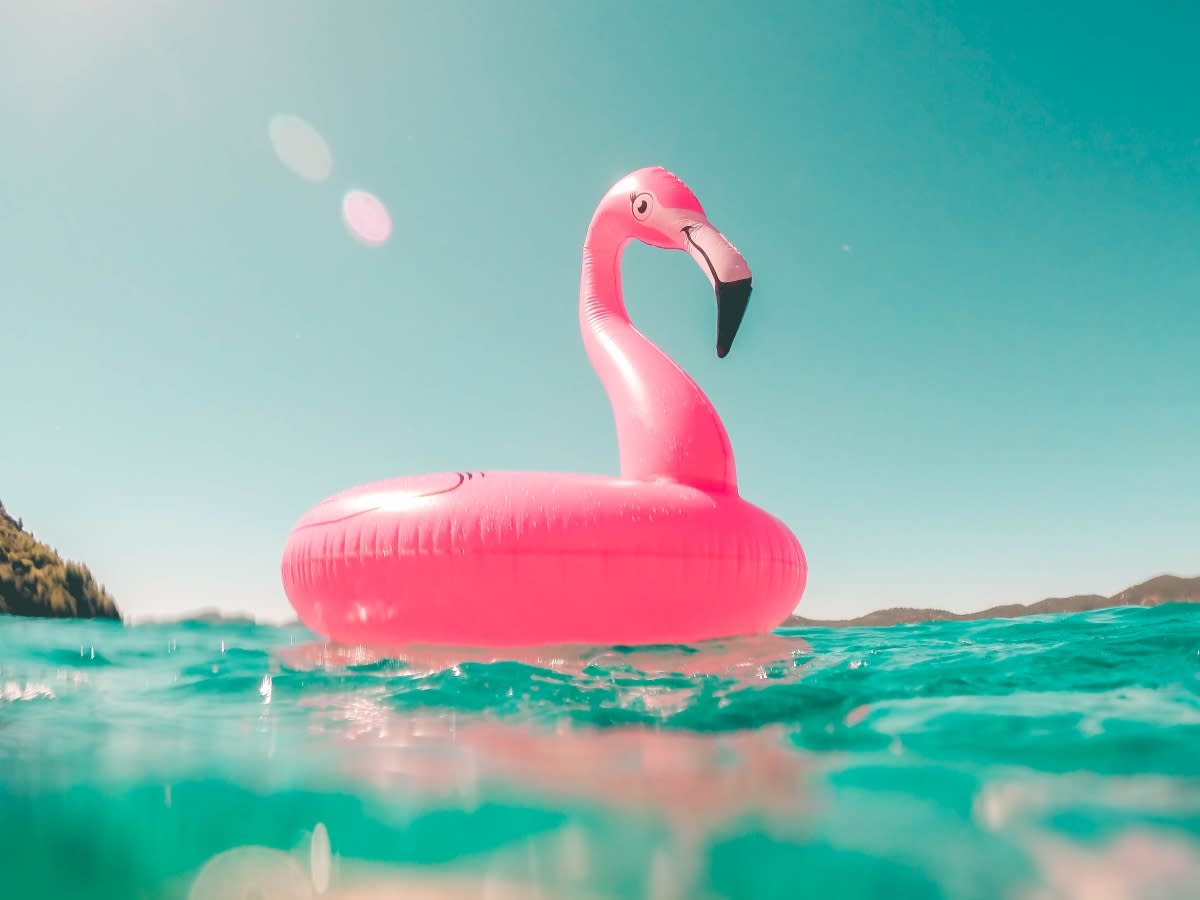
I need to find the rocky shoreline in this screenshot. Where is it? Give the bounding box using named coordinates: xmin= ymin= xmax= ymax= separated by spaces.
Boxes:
xmin=0 ymin=501 xmax=120 ymax=621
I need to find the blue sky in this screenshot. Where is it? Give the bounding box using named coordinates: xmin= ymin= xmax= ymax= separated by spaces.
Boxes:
xmin=1 ymin=1 xmax=1196 ymax=624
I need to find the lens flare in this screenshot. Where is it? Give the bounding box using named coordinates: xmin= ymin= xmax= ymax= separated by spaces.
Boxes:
xmin=342 ymin=190 xmax=392 ymax=247
xmin=268 ymin=114 xmax=333 ymax=183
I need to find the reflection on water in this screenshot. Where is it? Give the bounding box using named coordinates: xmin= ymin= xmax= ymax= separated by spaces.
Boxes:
xmin=2 ymin=607 xmax=1199 ymax=899
xmin=1017 ymin=829 xmax=1200 ymax=900
xmin=271 ymin=631 xmax=818 ymax=897
xmin=297 ymin=704 xmax=813 ymax=838
xmin=188 ymin=822 xmax=623 ymax=900
xmin=199 ymin=633 xmax=816 ymax=900
xmin=278 ymin=629 xmax=814 ymax=682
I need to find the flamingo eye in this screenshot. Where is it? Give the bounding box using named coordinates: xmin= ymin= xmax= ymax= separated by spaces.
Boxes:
xmin=631 ymin=192 xmax=653 ymax=221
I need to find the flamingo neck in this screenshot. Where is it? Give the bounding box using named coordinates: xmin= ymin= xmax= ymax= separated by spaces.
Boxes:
xmin=579 ymin=217 xmax=738 ymax=493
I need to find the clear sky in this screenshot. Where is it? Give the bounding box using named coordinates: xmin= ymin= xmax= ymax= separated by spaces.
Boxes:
xmin=2 ymin=1 xmax=1196 ymax=624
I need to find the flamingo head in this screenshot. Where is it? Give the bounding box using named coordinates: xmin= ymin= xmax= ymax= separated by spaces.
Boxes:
xmin=604 ymin=166 xmax=754 ymax=358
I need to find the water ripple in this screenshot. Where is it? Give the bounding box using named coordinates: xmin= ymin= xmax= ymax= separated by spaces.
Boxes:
xmin=0 ymin=604 xmax=1197 ymax=899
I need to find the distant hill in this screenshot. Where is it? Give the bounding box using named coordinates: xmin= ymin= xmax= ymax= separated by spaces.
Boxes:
xmin=129 ymin=607 xmax=259 ymax=627
xmin=784 ymin=574 xmax=1200 ymax=628
xmin=0 ymin=501 xmax=120 ymax=621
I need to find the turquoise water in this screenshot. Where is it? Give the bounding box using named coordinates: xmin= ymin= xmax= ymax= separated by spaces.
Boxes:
xmin=2 ymin=605 xmax=1199 ymax=899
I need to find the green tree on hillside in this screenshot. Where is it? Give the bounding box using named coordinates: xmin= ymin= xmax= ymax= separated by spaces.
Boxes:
xmin=0 ymin=501 xmax=120 ymax=621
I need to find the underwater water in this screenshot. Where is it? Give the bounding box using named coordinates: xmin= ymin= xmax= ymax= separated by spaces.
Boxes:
xmin=1 ymin=605 xmax=1199 ymax=899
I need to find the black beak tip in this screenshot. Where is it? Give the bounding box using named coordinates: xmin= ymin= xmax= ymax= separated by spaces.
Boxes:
xmin=715 ymin=277 xmax=752 ymax=360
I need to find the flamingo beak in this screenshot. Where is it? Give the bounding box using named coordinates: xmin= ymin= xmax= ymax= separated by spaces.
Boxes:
xmin=681 ymin=223 xmax=753 ymax=358
xmin=715 ymin=278 xmax=753 ymax=359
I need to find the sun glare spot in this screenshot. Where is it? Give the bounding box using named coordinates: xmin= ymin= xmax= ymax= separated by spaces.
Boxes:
xmin=342 ymin=190 xmax=392 ymax=247
xmin=268 ymin=114 xmax=333 ymax=183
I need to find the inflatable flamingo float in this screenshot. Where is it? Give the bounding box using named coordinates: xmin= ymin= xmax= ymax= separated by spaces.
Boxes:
xmin=281 ymin=167 xmax=806 ymax=646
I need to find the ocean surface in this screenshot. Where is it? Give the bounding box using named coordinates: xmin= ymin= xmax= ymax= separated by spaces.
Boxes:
xmin=2 ymin=605 xmax=1199 ymax=899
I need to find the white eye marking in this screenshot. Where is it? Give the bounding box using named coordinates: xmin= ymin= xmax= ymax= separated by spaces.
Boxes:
xmin=631 ymin=192 xmax=654 ymax=221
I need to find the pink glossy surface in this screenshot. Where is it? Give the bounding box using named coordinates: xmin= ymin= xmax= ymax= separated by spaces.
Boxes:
xmin=282 ymin=471 xmax=804 ymax=646
xmin=282 ymin=167 xmax=806 ymax=646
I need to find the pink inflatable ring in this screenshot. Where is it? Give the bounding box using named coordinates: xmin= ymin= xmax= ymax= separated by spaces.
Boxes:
xmin=281 ymin=167 xmax=806 ymax=646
